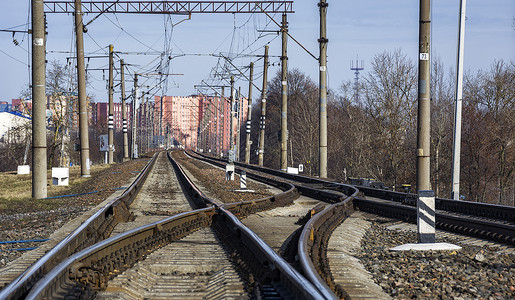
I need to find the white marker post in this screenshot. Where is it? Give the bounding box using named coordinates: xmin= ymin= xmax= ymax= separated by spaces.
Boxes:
xmin=234 ymin=170 xmax=255 ymax=193
xmin=240 ymin=170 xmax=247 ymax=189
xmin=390 ymin=190 xmax=462 ymax=251
xmin=417 ymin=190 xmax=435 ymax=243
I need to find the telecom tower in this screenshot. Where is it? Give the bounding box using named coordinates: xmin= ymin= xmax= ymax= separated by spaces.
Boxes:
xmin=350 ymin=56 xmax=364 ymax=102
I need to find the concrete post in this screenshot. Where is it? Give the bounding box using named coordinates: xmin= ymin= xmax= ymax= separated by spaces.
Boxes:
xmin=74 ymin=0 xmax=91 ymax=177
xmin=236 ymin=86 xmax=242 ymax=161
xmin=258 ymin=45 xmax=269 ymax=167
xmin=132 ymin=74 xmax=138 ymax=158
xmin=229 ymin=76 xmax=235 ymax=162
xmin=244 ymin=62 xmax=254 ymax=164
xmin=121 ymin=59 xmax=129 ymax=160
xmin=280 ymin=13 xmax=289 ymax=171
xmin=32 ymin=0 xmax=48 ymax=199
xmin=318 ymin=0 xmax=328 ymax=178
xmin=416 ymin=0 xmax=431 ymax=191
xmin=215 ymin=92 xmax=219 ymax=154
xmin=108 ymin=44 xmax=114 ymax=164
xmin=221 ymin=87 xmax=225 ymax=155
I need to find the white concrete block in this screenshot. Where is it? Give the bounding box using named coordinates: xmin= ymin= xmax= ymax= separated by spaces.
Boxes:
xmin=287 ymin=167 xmax=299 ymax=174
xmin=52 ymin=167 xmax=69 ymax=186
xmin=17 ymin=165 xmax=30 ymax=175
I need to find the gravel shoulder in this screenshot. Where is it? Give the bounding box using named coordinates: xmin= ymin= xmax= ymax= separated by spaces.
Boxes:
xmin=358 ymin=213 xmax=515 ymax=299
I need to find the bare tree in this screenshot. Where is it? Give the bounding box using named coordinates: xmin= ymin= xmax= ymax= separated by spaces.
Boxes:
xmin=430 ymin=57 xmax=454 ymax=197
xmin=362 ymin=49 xmax=418 ymax=188
xmin=464 ymin=60 xmax=514 ymax=204
xmin=46 ymin=60 xmax=77 ymax=168
xmin=263 ymin=69 xmax=319 ymax=175
xmin=328 ymin=80 xmax=373 ymax=180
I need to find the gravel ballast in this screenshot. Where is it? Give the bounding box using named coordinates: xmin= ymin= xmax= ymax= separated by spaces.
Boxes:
xmin=359 ymin=216 xmax=515 ymax=299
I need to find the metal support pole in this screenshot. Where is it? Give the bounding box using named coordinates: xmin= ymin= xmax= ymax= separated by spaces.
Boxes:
xmin=451 ymin=0 xmax=466 ymax=200
xmin=416 ymin=0 xmax=432 ymax=191
xmin=32 ymin=0 xmax=47 ymax=199
xmin=245 ymin=62 xmax=254 ymax=164
xmin=74 ymin=0 xmax=90 ymax=177
xmin=318 ymin=0 xmax=328 ymax=178
xmin=132 ymin=74 xmax=138 ymax=158
xmin=280 ymin=13 xmax=288 ymax=171
xmin=121 ymin=59 xmax=129 ymax=160
xmin=108 ymin=44 xmax=114 ymax=164
xmin=229 ymin=76 xmax=235 ymax=162
xmin=258 ymin=45 xmax=269 ymax=167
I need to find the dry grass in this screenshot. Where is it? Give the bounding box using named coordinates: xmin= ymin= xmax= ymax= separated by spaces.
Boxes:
xmin=0 ymin=164 xmax=111 ymax=211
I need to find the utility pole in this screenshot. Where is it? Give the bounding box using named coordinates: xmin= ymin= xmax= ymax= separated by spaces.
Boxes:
xmin=280 ymin=13 xmax=289 ymax=171
xmin=258 ymin=45 xmax=269 ymax=167
xmin=159 ymin=96 xmax=164 ymax=148
xmin=229 ymin=76 xmax=235 ymax=162
xmin=416 ymin=0 xmax=431 ymax=191
xmin=451 ymin=0 xmax=467 ymax=200
xmin=32 ymin=0 xmax=47 ymax=199
xmin=74 ymin=0 xmax=91 ymax=177
xmin=221 ymin=87 xmax=225 ymax=155
xmin=245 ymin=62 xmax=254 ymax=164
xmin=318 ymin=0 xmax=328 ymax=178
xmin=214 ymin=92 xmax=219 ymax=154
xmin=121 ymin=59 xmax=129 ymax=160
xmin=132 ymin=74 xmax=138 ymax=158
xmin=145 ymin=96 xmax=150 ymax=152
xmin=108 ymin=44 xmax=114 ymax=164
xmin=236 ymin=86 xmax=242 ymax=161
xmin=208 ymin=97 xmax=213 ymax=153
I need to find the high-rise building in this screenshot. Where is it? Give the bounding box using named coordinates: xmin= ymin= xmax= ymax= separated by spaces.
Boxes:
xmin=154 ymin=94 xmax=248 ymax=154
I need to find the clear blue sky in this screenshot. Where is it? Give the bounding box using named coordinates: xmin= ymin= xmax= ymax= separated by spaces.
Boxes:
xmin=1 ymin=1 xmax=513 ymax=103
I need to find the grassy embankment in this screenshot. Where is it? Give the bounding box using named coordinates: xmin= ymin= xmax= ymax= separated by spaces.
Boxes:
xmin=0 ymin=165 xmax=110 ymax=213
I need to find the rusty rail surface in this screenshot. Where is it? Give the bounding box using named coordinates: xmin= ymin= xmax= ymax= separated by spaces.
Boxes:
xmin=21 ymin=151 xmax=325 ymax=299
xmin=0 ymin=154 xmax=159 ymax=300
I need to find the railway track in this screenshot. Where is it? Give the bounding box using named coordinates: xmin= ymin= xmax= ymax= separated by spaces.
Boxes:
xmin=190 ymin=151 xmax=515 ymax=299
xmin=1 ymin=150 xmax=513 ymax=299
xmin=2 ymin=151 xmax=325 ymax=299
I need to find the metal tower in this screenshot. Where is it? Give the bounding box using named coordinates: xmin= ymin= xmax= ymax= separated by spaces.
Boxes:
xmin=350 ymin=56 xmax=364 ymax=102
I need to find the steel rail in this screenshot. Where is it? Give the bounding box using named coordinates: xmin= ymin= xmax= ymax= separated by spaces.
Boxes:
xmin=218 ymin=206 xmax=325 ymax=300
xmin=357 ymin=186 xmax=515 ymax=222
xmin=0 ymin=154 xmax=159 ymax=300
xmin=193 ymin=151 xmax=514 ymax=223
xmin=191 ymin=151 xmax=515 ymax=296
xmin=21 ymin=151 xmax=325 ymax=299
xmin=188 ymin=151 xmax=361 ymax=298
xmin=354 ymin=198 xmax=515 ymax=246
xmin=26 ymin=208 xmax=216 ymax=299
xmin=297 ymin=194 xmax=357 ymax=300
